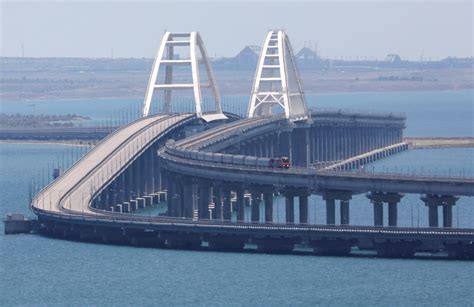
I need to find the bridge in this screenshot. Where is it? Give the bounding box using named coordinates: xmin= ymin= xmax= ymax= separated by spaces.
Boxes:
xmin=30 ymin=31 xmax=474 ymax=259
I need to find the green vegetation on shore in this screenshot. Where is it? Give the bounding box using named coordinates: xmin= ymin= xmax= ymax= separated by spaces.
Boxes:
xmin=0 ymin=113 xmax=90 ymax=128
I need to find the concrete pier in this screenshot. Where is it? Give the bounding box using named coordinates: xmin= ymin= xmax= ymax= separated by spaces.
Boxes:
xmin=222 ymin=187 xmax=232 ymax=221
xmin=130 ymin=199 xmax=138 ymax=211
xmin=323 ymin=191 xmax=352 ymax=225
xmin=199 ymin=182 xmax=211 ymax=219
xmin=137 ymin=197 xmax=145 ymax=209
xmin=340 ymin=200 xmax=350 ymax=225
xmin=373 ymin=202 xmax=384 ymax=226
xmin=325 ymin=198 xmax=336 ymax=225
xmin=4 ymin=214 xmax=38 ymax=234
xmin=236 ymin=188 xmax=245 ymax=222
xmin=251 ymin=192 xmax=261 ymax=222
xmin=421 ymin=194 xmax=458 ymax=228
xmin=285 ymin=193 xmax=295 ymax=223
xmin=28 ymin=107 xmax=474 ymax=260
xmin=367 ymin=192 xmax=403 ymax=227
xmin=299 ymin=193 xmax=308 ymax=224
xmin=263 ymin=192 xmax=273 ymax=223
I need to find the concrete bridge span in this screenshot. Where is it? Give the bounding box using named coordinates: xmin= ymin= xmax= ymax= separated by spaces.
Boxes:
xmin=30 ymin=113 xmax=217 ymax=216
xmin=24 ymin=109 xmax=473 ymax=259
xmin=26 ymin=109 xmax=473 ymax=259
xmin=23 ymin=28 xmax=473 ymax=259
xmin=158 ymin=111 xmax=473 ymax=237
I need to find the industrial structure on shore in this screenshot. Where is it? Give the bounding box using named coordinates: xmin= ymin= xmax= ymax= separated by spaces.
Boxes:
xmin=14 ymin=31 xmax=473 ymax=259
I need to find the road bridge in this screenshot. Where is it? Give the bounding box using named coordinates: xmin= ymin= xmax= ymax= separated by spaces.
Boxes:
xmin=27 ymin=30 xmax=473 ymax=259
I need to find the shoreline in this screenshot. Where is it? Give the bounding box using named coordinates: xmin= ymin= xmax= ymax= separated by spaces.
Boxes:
xmin=1 ymin=138 xmax=472 ymax=149
xmin=1 ymin=88 xmax=473 ymax=103
xmin=405 ymin=137 xmax=474 ymax=149
xmin=0 ymin=139 xmax=97 ymax=146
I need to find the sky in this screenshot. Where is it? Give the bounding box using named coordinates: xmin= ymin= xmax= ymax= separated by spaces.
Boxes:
xmin=1 ymin=0 xmax=473 ymax=60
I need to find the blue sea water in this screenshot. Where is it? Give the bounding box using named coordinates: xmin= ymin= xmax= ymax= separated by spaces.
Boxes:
xmin=1 ymin=90 xmax=474 ymax=305
xmin=1 ymin=146 xmax=474 ymax=305
xmin=1 ymin=89 xmax=473 ymax=136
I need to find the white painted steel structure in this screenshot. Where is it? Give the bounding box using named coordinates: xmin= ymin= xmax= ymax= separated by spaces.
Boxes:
xmin=248 ymin=31 xmax=308 ymax=120
xmin=142 ymin=32 xmax=226 ymax=122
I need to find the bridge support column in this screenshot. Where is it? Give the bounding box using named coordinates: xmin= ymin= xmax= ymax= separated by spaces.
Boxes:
xmin=443 ymin=205 xmax=453 ymax=228
xmin=198 ymin=181 xmax=211 ymax=219
xmin=117 ymin=174 xmax=125 ymax=204
xmin=388 ymin=202 xmax=398 ymax=227
xmin=330 ymin=128 xmax=336 ymax=161
xmin=279 ymin=131 xmax=292 ymax=161
xmin=100 ymin=189 xmax=108 ymax=210
xmin=242 ymin=142 xmax=250 ymax=156
xmin=263 ymin=191 xmax=273 ymax=223
xmin=386 ymin=193 xmax=403 ymax=227
xmin=262 ymin=136 xmax=269 ymax=157
xmin=153 ymin=144 xmax=161 ymax=192
xmin=251 ymin=192 xmax=261 ymax=222
xmin=191 ymin=181 xmax=199 ymax=220
xmin=309 ymin=128 xmax=314 ymax=164
xmin=144 ymin=148 xmax=154 ymax=195
xmin=291 ymin=128 xmax=309 ymax=167
xmin=222 ymin=187 xmax=232 ymax=221
xmin=257 ymin=138 xmax=264 ymax=157
xmin=108 ymin=181 xmax=117 ymax=211
xmin=325 ymin=198 xmax=335 ymax=225
xmin=367 ymin=192 xmax=403 ymax=227
xmin=182 ymin=179 xmax=193 ymax=219
xmin=272 ymin=134 xmax=280 ymax=157
xmin=428 ymin=205 xmax=439 ymax=227
xmin=139 ymin=156 xmax=147 ymax=197
xmin=165 ymin=172 xmax=173 ymax=215
xmin=315 ymin=126 xmax=321 ymax=163
xmin=236 ymin=187 xmax=245 ymax=222
xmin=284 ymin=192 xmax=295 ymax=223
xmin=323 ymin=190 xmax=352 ymax=225
xmin=169 ymin=175 xmax=182 ymax=217
xmin=373 ymin=202 xmax=383 ymax=226
xmin=340 ymin=200 xmax=350 ymax=225
xmin=133 ymin=160 xmax=141 ymax=198
xmin=298 ymin=192 xmax=308 ymax=224
xmin=124 ymin=167 xmax=132 ymax=202
xmin=422 ymin=194 xmax=458 ymax=228
xmin=213 ymin=185 xmax=223 ymax=221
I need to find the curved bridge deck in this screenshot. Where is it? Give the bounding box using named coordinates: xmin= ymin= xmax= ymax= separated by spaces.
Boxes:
xmin=30 ymin=113 xmax=474 ymax=259
xmin=160 ymin=119 xmax=474 ymax=196
xmin=32 ymin=113 xmax=195 ymax=215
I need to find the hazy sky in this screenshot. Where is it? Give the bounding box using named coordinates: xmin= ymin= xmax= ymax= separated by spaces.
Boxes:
xmin=1 ymin=0 xmax=472 ymax=60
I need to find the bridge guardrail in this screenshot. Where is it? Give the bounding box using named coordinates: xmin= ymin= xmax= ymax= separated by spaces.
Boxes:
xmin=32 ymin=206 xmax=474 ymax=237
xmin=320 ymin=168 xmax=474 ymax=182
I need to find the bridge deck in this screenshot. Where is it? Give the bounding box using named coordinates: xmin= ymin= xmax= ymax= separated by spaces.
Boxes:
xmin=30 ymin=114 xmax=474 ymax=252
xmin=160 ymin=119 xmax=474 ymax=196
xmin=32 ymin=114 xmax=193 ymax=215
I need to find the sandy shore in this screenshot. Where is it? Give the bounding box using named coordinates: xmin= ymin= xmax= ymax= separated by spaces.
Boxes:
xmin=2 ymin=137 xmax=472 ymax=149
xmin=0 ymin=139 xmax=97 ymax=146
xmin=405 ymin=137 xmax=474 ymax=149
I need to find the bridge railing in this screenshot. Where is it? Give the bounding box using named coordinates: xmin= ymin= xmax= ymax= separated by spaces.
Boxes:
xmin=319 ymin=168 xmax=474 ymax=181
xmin=32 ymin=206 xmax=474 ymax=236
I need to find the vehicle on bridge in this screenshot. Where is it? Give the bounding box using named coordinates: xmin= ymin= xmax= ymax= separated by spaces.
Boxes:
xmin=269 ymin=157 xmax=291 ymax=169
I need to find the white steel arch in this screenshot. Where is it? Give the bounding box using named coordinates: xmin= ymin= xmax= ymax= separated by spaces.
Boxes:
xmin=247 ymin=30 xmax=308 ymax=120
xmin=142 ymin=32 xmax=226 ymax=121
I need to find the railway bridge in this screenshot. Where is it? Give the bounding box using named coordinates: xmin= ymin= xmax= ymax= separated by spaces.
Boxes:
xmin=30 ymin=31 xmax=474 ymax=259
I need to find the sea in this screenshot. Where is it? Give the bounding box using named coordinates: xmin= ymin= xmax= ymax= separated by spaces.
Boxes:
xmin=1 ymin=90 xmax=473 ymax=305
